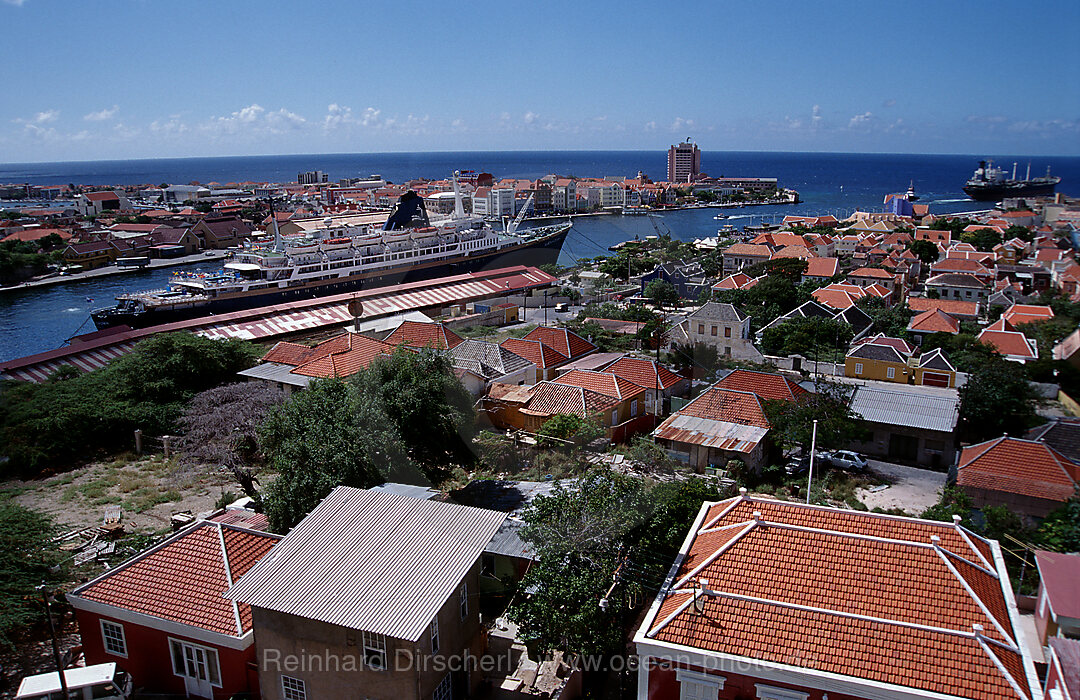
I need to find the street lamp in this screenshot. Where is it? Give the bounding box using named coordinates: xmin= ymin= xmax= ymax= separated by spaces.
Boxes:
xmin=805 ymin=419 xmax=819 ymax=505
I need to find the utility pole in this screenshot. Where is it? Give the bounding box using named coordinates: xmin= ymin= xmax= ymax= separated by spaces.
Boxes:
xmin=806 ymin=419 xmax=819 ymax=504
xmin=37 ymin=584 xmax=68 ymax=699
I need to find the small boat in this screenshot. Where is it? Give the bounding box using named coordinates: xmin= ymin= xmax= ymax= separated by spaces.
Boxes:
xmin=713 ymin=213 xmax=728 ymax=220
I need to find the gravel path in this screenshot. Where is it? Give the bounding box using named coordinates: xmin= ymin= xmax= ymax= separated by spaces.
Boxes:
xmin=858 ymin=459 xmax=947 ymax=514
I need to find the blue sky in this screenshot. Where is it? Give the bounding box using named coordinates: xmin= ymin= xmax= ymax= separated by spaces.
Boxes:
xmin=1 ymin=0 xmax=1078 ymax=162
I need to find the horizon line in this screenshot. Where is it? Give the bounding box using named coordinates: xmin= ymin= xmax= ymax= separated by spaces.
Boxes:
xmin=4 ymin=148 xmax=1080 ymax=169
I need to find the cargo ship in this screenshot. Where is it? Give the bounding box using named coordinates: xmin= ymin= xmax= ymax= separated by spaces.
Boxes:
xmin=963 ymin=160 xmax=1060 ymax=201
xmin=91 ymin=174 xmax=570 ymax=329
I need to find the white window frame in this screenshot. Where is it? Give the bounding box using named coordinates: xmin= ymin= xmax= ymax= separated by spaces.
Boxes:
xmin=754 ymin=684 xmax=809 ymax=700
xmin=460 ymin=581 xmax=469 ymax=621
xmin=430 ymin=617 xmax=440 ymax=655
xmin=362 ymin=631 xmax=387 ymax=670
xmin=100 ymin=619 xmax=127 ymax=658
xmin=854 ymin=362 xmax=863 ymax=375
xmin=886 ymin=366 xmax=896 ymax=379
xmin=631 ymin=399 xmax=638 ymax=417
xmin=611 ymin=409 xmax=618 ymax=425
xmin=281 ymin=675 xmax=307 ymax=700
xmin=676 ymin=669 xmax=724 ymax=700
xmin=168 ymin=637 xmax=222 ymax=688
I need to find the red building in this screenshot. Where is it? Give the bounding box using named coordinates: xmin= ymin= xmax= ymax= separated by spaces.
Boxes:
xmin=68 ymin=519 xmax=279 ymax=699
xmin=633 ymin=493 xmax=1040 ymax=700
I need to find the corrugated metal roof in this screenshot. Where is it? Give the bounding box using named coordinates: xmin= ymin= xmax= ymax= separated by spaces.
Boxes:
xmin=236 ymin=362 xmax=314 ymax=387
xmin=849 ymin=385 xmax=959 ymax=433
xmin=225 ymin=487 xmax=504 ymax=642
xmin=652 ymin=413 xmax=768 ymax=452
xmin=2 ymin=266 xmax=555 ymax=382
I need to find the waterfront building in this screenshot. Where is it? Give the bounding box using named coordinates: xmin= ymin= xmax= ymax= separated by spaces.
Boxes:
xmin=667 ymin=138 xmax=701 ymax=183
xmin=297 ymin=170 xmax=329 ymax=185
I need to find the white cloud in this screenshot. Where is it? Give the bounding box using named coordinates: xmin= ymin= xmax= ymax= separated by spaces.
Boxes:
xmin=265 ymin=108 xmax=307 ymax=133
xmin=644 ymin=121 xmax=657 ymax=132
xmin=20 ymin=109 xmax=59 ymax=124
xmin=2 ymin=0 xmax=27 ymax=6
xmin=323 ymin=104 xmax=381 ymax=131
xmin=150 ymin=117 xmax=189 ymax=138
xmin=670 ymin=117 xmax=695 ymax=132
xmin=848 ymin=111 xmax=874 ymax=128
xmin=811 ymin=104 xmax=823 ymax=127
xmin=524 ymin=111 xmax=538 ymax=125
xmin=84 ymin=105 xmax=119 ymax=122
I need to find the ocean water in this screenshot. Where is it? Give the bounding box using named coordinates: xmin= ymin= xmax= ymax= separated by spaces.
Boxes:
xmin=1 ymin=150 xmax=1078 ymax=363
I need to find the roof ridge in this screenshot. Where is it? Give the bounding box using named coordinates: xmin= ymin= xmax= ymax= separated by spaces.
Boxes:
xmin=215 ymin=523 xmax=245 ymax=636
xmin=933 ymin=545 xmax=1014 ymax=646
xmin=976 ymin=635 xmax=1033 ymax=700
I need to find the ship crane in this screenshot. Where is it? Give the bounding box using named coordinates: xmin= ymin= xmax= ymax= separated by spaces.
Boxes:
xmin=506 ymin=193 xmax=535 ymax=234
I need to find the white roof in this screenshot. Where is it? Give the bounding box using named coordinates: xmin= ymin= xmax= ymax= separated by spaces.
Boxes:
xmin=17 ymin=663 xmax=117 ymax=697
xmin=226 ymin=487 xmax=504 ymax=642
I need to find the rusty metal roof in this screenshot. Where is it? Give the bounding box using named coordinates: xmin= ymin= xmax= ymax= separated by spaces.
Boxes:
xmin=652 ymin=413 xmax=768 ymax=452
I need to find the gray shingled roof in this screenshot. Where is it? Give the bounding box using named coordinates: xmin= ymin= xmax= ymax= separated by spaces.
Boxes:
xmin=689 ymin=302 xmax=746 ymax=322
xmin=451 ymin=339 xmax=533 ymax=380
xmin=847 ymin=343 xmax=907 ymax=363
xmin=226 ymin=487 xmax=504 ymax=642
xmin=918 ymin=348 xmax=956 ymax=372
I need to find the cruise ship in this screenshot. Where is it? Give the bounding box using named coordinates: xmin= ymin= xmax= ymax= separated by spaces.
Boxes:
xmin=91 ymin=174 xmax=570 ymax=329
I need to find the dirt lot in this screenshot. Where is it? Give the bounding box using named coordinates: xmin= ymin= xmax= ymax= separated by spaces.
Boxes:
xmin=857 ymin=459 xmax=947 ymax=514
xmin=1 ymin=454 xmax=238 ymax=534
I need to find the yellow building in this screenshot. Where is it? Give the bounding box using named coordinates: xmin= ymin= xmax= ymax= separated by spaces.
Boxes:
xmin=845 ymin=335 xmax=916 ymax=384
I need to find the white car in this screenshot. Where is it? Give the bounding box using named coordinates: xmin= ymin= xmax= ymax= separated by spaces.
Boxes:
xmin=824 ymin=450 xmax=869 ymax=473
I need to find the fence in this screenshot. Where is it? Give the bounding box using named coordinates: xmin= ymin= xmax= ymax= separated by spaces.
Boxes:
xmin=133 ymin=429 xmax=178 ymax=458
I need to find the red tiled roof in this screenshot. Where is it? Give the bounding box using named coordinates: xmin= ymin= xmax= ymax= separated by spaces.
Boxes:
xmin=958 ymin=437 xmax=1078 ymax=502
xmin=292 ymin=334 xmax=397 ymax=378
xmin=262 ymin=340 xmax=322 ymax=366
xmin=554 ymin=369 xmax=645 ymax=401
xmin=908 ymin=297 xmax=980 ymax=317
xmin=675 ymin=386 xmax=770 ymax=428
xmin=522 ymin=326 xmax=596 ymax=359
xmin=849 ymin=266 xmax=894 ymax=279
xmin=723 ymin=243 xmax=772 ymax=257
xmin=804 ymin=256 xmax=839 ymax=278
xmin=520 ymin=381 xmax=617 ymax=417
xmin=2 ymin=227 xmax=73 ymax=243
xmin=602 ymin=357 xmax=684 ymax=391
xmin=908 ymin=308 xmax=961 ymax=334
xmin=74 ymin=522 xmax=279 ymax=636
xmin=640 ymin=496 xmax=1033 ymax=700
xmin=716 ymin=369 xmax=808 ymax=402
xmin=384 ymin=321 xmax=464 ymax=350
xmin=977 ymin=329 xmax=1037 ymax=359
xmin=84 ymin=191 xmax=119 ymax=201
xmin=1002 ymin=304 xmax=1054 ymax=326
xmin=500 ymin=337 xmax=568 ymax=368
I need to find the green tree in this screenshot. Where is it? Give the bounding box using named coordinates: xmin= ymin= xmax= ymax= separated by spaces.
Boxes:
xmin=0 ymin=333 xmax=259 ymax=475
xmin=644 ymin=278 xmax=680 ymax=308
xmin=0 ymin=503 xmax=63 ymax=648
xmin=353 ymin=348 xmax=476 ymax=475
xmin=763 ymin=381 xmax=866 ymax=453
xmin=259 ymin=379 xmax=414 ymax=532
xmin=537 ymin=413 xmax=603 ymax=446
xmin=760 ymin=316 xmax=853 ymax=357
xmin=958 ymin=357 xmax=1036 ymax=441
xmin=1036 ymin=498 xmax=1080 ymax=552
xmin=856 ymin=297 xmax=914 ymax=338
xmin=1004 ymin=225 xmax=1033 ymax=243
xmin=907 ymin=239 xmax=939 ymax=264
xmin=508 ymin=472 xmax=721 ymax=660
xmin=667 ymin=341 xmax=719 ymax=378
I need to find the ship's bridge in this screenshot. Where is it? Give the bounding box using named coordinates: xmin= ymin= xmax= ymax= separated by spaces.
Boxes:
xmin=224 ymin=262 xmax=263 ymax=280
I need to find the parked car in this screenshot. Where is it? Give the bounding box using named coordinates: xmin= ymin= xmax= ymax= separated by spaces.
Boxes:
xmin=822 ymin=450 xmax=869 ymax=473
xmin=554 ymin=302 xmax=569 ymax=312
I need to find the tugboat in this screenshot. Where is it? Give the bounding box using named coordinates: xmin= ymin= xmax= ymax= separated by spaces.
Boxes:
xmin=905 ymin=180 xmax=919 ymax=201
xmin=963 ymin=160 xmax=1060 ymax=201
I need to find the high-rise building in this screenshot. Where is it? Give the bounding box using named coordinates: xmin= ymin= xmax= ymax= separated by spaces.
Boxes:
xmin=667 ymin=139 xmax=701 ymax=183
xmin=297 ymin=170 xmax=329 ymax=185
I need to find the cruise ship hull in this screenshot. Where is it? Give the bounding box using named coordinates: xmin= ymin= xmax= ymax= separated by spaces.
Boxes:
xmin=91 ymin=224 xmax=569 ymax=330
